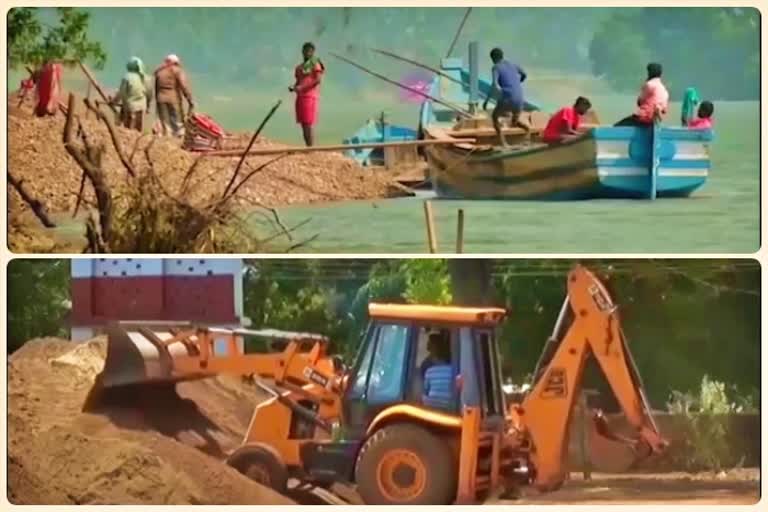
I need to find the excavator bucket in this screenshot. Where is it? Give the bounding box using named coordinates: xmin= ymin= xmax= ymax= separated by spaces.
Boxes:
xmin=98 ymin=324 xmax=194 ymax=389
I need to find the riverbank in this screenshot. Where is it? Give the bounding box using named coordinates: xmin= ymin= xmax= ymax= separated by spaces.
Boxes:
xmin=7 ymin=93 xmax=411 ymax=252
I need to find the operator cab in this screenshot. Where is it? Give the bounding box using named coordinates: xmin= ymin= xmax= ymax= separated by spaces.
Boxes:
xmin=342 ymin=303 xmax=508 ymax=438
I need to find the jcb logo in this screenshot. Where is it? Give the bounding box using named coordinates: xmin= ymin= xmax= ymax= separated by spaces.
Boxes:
xmin=540 ymin=367 xmax=567 ymax=399
xmin=589 ymin=284 xmax=614 ymax=312
xmin=303 ymin=366 xmax=330 ymax=388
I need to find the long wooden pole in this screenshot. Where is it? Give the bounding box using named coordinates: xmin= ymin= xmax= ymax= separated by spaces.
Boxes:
xmin=446 ymin=7 xmax=473 ymax=58
xmin=371 ymin=47 xmax=495 ymax=105
xmin=423 ymin=200 xmax=438 ymax=253
xmin=371 ymin=48 xmax=463 ymax=86
xmin=330 ymin=52 xmax=471 ymax=117
xmin=456 ymin=208 xmax=465 ymax=253
xmin=78 ymin=62 xmax=117 ymax=115
xmin=204 ymin=137 xmax=475 ymax=158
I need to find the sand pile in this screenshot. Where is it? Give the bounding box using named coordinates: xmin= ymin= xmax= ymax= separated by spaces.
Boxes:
xmin=7 ymin=337 xmax=294 ymax=505
xmin=7 ymin=95 xmax=410 ymax=218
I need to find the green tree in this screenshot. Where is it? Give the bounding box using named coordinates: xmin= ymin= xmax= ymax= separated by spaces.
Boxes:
xmin=8 ymin=7 xmax=106 ymax=72
xmin=589 ymin=7 xmax=759 ymax=100
xmin=7 ymin=259 xmax=71 ymax=353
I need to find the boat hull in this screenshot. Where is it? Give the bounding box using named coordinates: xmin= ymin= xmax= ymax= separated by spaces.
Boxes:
xmin=426 ymin=126 xmax=712 ymax=200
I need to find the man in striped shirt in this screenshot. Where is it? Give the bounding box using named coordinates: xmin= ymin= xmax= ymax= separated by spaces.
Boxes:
xmin=421 ymin=332 xmax=456 ymax=411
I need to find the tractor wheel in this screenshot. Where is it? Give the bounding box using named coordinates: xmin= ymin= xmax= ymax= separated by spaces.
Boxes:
xmin=355 ymin=424 xmax=456 ymax=505
xmin=227 ymin=444 xmax=289 ymax=494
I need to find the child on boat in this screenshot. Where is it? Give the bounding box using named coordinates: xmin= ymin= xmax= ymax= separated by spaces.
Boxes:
xmin=541 ymin=96 xmax=592 ymax=145
xmin=687 ymin=101 xmax=714 ymax=130
xmin=614 ymin=62 xmax=669 ymax=127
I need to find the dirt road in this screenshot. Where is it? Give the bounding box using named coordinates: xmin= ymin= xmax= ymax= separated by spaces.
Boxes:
xmin=497 ymin=471 xmax=760 ymax=505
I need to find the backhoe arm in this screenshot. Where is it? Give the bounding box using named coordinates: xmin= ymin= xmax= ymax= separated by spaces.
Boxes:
xmin=518 ymin=265 xmax=668 ymax=491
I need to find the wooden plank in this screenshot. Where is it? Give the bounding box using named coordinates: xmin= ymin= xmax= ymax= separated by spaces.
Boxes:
xmin=423 ymin=200 xmax=438 ymax=253
xmin=445 ymin=127 xmax=542 ymax=137
xmin=456 ymin=209 xmax=465 ymax=253
xmin=205 ymin=138 xmax=475 ymax=158
xmin=383 ymin=144 xmax=420 ymax=169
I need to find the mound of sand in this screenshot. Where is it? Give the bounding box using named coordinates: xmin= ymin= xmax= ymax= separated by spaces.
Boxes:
xmin=7 ymin=93 xmax=410 ymax=235
xmin=8 ymin=337 xmax=294 ymax=505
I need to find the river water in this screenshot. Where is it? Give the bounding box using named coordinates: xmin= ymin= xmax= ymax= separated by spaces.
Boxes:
xmin=253 ymin=100 xmax=759 ymax=254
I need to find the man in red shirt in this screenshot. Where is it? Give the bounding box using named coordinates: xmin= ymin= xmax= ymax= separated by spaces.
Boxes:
xmin=290 ymin=42 xmax=325 ymax=147
xmin=541 ymin=96 xmax=592 ymax=145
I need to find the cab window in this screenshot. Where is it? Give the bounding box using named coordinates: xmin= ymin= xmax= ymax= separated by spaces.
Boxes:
xmin=367 ymin=324 xmax=409 ymax=403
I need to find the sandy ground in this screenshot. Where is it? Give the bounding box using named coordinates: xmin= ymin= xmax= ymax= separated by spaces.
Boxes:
xmin=500 ymin=471 xmax=761 ymax=505
xmin=7 ymin=337 xmax=293 ymax=505
xmin=7 ymin=93 xmax=411 ymax=252
xmin=7 ymin=337 xmax=761 ymax=505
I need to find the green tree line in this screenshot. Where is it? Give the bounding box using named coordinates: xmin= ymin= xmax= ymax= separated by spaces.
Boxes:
xmin=7 ymin=259 xmax=760 ymax=408
xmin=589 ymin=7 xmax=759 ymax=100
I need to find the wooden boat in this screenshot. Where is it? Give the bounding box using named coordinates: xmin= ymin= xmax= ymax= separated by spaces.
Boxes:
xmin=423 ymin=116 xmax=713 ymax=200
xmin=343 ymin=115 xmax=418 ymax=166
xmin=417 ymin=53 xmax=712 ymax=200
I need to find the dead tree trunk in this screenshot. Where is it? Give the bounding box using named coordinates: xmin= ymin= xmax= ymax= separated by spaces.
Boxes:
xmin=62 ymin=92 xmax=113 ymax=250
xmin=7 ymin=172 xmax=56 ymax=228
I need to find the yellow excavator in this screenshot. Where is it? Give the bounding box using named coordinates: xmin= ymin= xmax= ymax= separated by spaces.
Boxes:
xmin=89 ymin=265 xmax=668 ymax=505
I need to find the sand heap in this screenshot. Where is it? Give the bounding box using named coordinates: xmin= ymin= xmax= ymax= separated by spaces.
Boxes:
xmin=7 ymin=337 xmax=294 ymax=505
xmin=7 ymin=94 xmax=409 ymax=218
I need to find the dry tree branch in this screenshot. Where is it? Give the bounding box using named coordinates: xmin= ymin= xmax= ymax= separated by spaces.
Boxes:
xmin=225 ymin=153 xmax=288 ymax=201
xmin=63 ymin=93 xmax=113 ymax=247
xmin=83 ymin=98 xmax=136 ymax=177
xmin=7 ymin=172 xmax=56 ymax=228
xmin=286 ymin=233 xmax=320 ymax=253
xmin=221 ymin=99 xmax=282 ymax=199
xmin=180 ymin=154 xmax=208 ymax=195
xmin=129 ymin=133 xmax=150 ymax=166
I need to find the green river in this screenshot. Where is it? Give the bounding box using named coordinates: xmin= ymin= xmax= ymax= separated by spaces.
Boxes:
xmin=250 ymin=99 xmax=759 ymax=254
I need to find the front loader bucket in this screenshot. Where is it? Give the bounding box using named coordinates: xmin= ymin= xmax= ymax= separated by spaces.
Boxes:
xmin=98 ymin=325 xmax=191 ymax=389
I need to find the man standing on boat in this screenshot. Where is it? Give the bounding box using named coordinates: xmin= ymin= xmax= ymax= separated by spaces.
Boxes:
xmin=483 ymin=47 xmax=530 ymax=147
xmin=290 ymin=42 xmax=325 ymax=147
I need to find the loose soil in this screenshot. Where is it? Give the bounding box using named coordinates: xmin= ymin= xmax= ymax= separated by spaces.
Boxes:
xmin=499 ymin=471 xmax=760 ymax=505
xmin=7 ymin=337 xmax=293 ymax=505
xmin=7 ymin=338 xmax=761 ymax=505
xmin=7 ymin=92 xmax=411 ymax=252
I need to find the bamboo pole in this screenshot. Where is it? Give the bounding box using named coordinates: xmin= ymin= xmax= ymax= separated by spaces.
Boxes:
xmin=78 ymin=62 xmax=117 ymax=115
xmin=456 ymin=209 xmax=465 ymax=253
xmin=423 ymin=200 xmax=438 ymax=253
xmin=204 ymin=138 xmax=475 ymax=158
xmin=371 ymin=48 xmax=463 ymax=86
xmin=446 ymin=7 xmax=473 ymax=58
xmin=330 ymin=52 xmax=472 ymax=118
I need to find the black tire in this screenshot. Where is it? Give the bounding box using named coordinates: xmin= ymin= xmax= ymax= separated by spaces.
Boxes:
xmin=355 ymin=423 xmax=456 ymax=505
xmin=227 ymin=443 xmax=289 ymax=494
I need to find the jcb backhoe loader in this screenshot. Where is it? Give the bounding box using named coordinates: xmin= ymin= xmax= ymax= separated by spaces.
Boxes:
xmin=90 ymin=265 xmax=668 ymax=505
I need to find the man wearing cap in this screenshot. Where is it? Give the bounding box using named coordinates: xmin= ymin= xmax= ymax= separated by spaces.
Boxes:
xmin=154 ymin=54 xmax=194 ymax=137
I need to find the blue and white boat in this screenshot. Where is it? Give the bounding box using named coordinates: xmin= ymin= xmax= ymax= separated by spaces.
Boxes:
xmin=418 ymin=45 xmax=712 ymax=200
xmin=343 ymin=116 xmax=418 ymax=166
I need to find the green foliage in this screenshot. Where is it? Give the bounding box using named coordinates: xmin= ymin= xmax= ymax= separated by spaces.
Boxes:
xmin=667 ymin=375 xmax=758 ymax=471
xmin=6 ymin=258 xmax=759 ymax=413
xmin=589 ymin=7 xmax=759 ymax=100
xmin=402 ymin=259 xmax=452 ymax=305
xmin=7 ymin=259 xmax=71 ymax=352
xmin=8 ymin=7 xmax=107 ymax=70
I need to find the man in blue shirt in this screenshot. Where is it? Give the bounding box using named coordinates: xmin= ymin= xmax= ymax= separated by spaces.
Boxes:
xmin=421 ymin=332 xmax=456 ymax=411
xmin=482 ymin=47 xmax=531 ymax=147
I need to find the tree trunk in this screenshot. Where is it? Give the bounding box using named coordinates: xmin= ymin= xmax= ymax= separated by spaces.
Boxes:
xmin=448 ymin=259 xmax=496 ymax=306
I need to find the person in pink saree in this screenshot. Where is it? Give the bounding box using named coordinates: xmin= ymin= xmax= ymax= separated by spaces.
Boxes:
xmin=290 ymin=42 xmax=325 ymax=147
